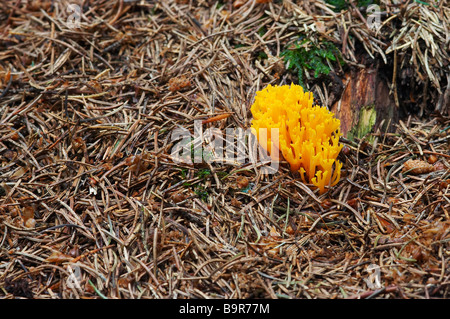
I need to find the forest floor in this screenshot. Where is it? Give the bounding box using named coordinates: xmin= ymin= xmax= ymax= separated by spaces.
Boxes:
xmin=0 ymin=0 xmax=449 ymax=299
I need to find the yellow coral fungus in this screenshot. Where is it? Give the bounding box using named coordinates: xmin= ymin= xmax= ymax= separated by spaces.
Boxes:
xmin=251 ymin=84 xmax=343 ymax=194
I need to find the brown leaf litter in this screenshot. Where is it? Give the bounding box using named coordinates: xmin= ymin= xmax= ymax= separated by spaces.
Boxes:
xmin=0 ymin=0 xmax=449 ymax=299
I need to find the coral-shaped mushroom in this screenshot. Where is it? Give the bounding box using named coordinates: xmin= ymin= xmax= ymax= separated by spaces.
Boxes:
xmin=251 ymin=84 xmax=343 ymax=194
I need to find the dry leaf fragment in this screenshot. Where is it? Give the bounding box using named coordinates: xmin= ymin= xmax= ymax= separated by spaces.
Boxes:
xmin=202 ymin=113 xmax=231 ymax=124
xmin=377 ymin=215 xmax=395 ymax=233
xmin=439 ymin=180 xmax=449 ymax=191
xmin=236 ymin=176 xmax=249 ymax=189
xmin=402 ymin=159 xmax=434 ymax=174
xmin=433 ymin=162 xmax=445 ymax=171
xmin=21 ymin=206 xmax=34 ymax=223
xmin=2 ymin=149 xmax=17 ymax=161
xmin=118 ymin=277 xmax=131 ymax=288
xmin=4 ymin=69 xmax=11 ymax=84
xmin=233 ymin=0 xmax=271 ymax=7
xmin=428 ymin=155 xmax=438 ymax=164
xmin=25 ymin=218 xmax=36 ymax=228
xmin=87 ymin=80 xmax=102 ymax=93
xmin=269 ymin=226 xmax=281 ymax=238
xmin=315 ymin=21 xmax=326 ymax=33
xmin=45 ymin=251 xmax=73 ymax=264
xmin=347 ymin=198 xmax=359 ymax=209
xmin=11 ymin=166 xmax=27 ymax=179
xmin=68 ymin=245 xmax=80 ymax=258
xmin=411 ymin=247 xmax=428 ymax=263
xmin=168 ymin=75 xmax=191 ymax=92
xmin=85 ymin=281 xmax=95 ymax=294
xmin=233 ymin=0 xmax=246 ymax=8
xmin=72 ymin=137 xmax=86 ymax=152
xmin=231 ymin=198 xmax=242 ymax=207
xmin=320 ymin=199 xmax=333 ymax=209
xmin=125 ymin=153 xmax=151 ymax=175
xmin=171 ymin=192 xmax=186 ymax=203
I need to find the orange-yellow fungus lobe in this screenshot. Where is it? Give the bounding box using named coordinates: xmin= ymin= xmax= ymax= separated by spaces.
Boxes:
xmin=251 ymin=84 xmax=343 ymax=194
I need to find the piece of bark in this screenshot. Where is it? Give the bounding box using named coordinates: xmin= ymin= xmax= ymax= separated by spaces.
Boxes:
xmin=331 ymin=63 xmax=398 ymax=138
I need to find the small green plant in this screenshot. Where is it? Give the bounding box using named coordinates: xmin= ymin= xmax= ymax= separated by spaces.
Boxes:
xmin=325 ymin=0 xmax=378 ymax=12
xmin=216 ymin=0 xmax=225 ymax=9
xmin=179 ymin=168 xmax=188 ymax=179
xmin=257 ymin=26 xmax=267 ymax=37
xmin=258 ymin=51 xmax=268 ymax=60
xmin=195 ymin=168 xmax=211 ymax=179
xmin=281 ymin=37 xmax=343 ymax=88
xmin=194 ymin=185 xmax=209 ymax=202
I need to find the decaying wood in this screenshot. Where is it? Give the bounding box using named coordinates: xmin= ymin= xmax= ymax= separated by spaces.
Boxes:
xmin=331 ymin=58 xmax=398 ymax=137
